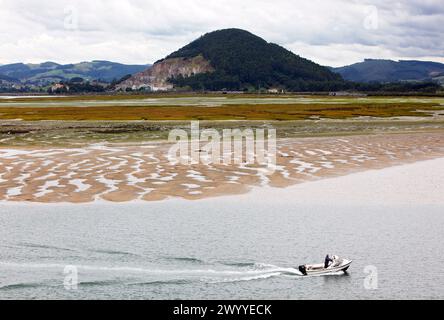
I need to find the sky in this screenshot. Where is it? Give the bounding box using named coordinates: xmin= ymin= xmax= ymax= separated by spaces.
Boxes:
xmin=0 ymin=0 xmax=443 ymax=67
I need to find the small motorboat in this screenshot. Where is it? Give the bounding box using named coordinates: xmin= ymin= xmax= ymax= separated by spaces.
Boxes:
xmin=298 ymin=256 xmax=352 ymax=276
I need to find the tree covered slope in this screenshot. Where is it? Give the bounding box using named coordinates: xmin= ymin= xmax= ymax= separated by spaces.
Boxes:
xmin=163 ymin=28 xmax=345 ymax=91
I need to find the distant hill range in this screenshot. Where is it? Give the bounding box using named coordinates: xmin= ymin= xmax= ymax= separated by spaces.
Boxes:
xmin=332 ymin=59 xmax=444 ymax=84
xmin=118 ymin=28 xmax=344 ymax=92
xmin=0 ymin=61 xmax=149 ymax=85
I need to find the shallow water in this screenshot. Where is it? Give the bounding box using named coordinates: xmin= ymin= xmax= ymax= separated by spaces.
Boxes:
xmin=0 ymin=198 xmax=443 ymax=300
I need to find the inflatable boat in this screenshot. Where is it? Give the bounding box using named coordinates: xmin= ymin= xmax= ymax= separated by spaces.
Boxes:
xmin=298 ymin=256 xmax=352 ymax=276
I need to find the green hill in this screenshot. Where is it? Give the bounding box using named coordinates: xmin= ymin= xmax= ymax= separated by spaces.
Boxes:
xmin=163 ymin=28 xmax=344 ymax=91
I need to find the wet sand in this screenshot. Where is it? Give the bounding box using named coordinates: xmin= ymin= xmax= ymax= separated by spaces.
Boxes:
xmin=1 ymin=132 xmax=444 ymax=203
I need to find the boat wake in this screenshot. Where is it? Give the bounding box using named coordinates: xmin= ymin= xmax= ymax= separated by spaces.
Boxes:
xmin=0 ymin=261 xmax=306 ymax=287
xmin=201 ymin=263 xmax=304 ymax=283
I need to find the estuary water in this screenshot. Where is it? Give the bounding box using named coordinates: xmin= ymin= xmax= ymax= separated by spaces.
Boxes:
xmin=0 ymin=159 xmax=443 ymax=300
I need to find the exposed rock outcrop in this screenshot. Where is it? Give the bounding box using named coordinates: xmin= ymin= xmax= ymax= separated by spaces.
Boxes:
xmin=117 ymin=55 xmax=214 ymax=91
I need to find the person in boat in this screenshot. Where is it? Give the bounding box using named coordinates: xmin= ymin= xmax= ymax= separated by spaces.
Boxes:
xmin=324 ymin=254 xmax=334 ymax=268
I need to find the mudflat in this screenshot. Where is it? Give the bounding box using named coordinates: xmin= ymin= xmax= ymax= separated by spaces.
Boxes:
xmin=2 ymin=94 xmax=444 ymax=203
xmin=1 ymin=132 xmax=443 ymax=203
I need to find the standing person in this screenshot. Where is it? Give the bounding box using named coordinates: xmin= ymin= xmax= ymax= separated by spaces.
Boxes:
xmin=324 ymin=254 xmax=333 ymax=268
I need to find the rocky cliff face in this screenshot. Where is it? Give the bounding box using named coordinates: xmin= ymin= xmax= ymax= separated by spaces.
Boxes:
xmin=117 ymin=55 xmax=214 ymax=91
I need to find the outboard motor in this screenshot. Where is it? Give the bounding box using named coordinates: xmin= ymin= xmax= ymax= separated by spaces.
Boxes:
xmin=298 ymin=265 xmax=307 ymax=276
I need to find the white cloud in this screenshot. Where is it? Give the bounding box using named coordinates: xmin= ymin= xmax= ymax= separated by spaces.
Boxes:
xmin=0 ymin=0 xmax=443 ymax=66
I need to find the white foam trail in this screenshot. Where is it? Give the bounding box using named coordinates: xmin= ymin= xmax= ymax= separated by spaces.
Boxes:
xmin=0 ymin=262 xmax=302 ymax=278
xmin=204 ymin=272 xmax=282 ymax=283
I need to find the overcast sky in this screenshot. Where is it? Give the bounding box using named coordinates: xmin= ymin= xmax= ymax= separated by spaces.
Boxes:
xmin=0 ymin=0 xmax=443 ymax=67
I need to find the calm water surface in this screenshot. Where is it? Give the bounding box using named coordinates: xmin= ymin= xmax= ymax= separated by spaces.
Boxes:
xmin=0 ymin=197 xmax=443 ymax=299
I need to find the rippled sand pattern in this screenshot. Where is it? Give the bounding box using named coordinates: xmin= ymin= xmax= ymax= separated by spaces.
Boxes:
xmin=1 ymin=132 xmax=444 ymax=203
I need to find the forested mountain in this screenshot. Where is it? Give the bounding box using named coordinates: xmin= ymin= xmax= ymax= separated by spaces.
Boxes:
xmin=0 ymin=61 xmax=149 ymax=85
xmin=120 ymin=28 xmax=345 ymax=92
xmin=332 ymin=59 xmax=444 ymax=83
xmin=167 ymin=29 xmax=345 ymax=91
